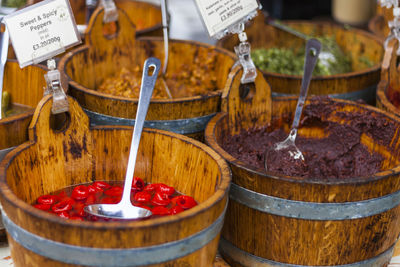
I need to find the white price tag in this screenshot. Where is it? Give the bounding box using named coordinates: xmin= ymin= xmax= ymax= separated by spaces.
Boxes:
xmin=194 ymin=0 xmax=261 ymax=39
xmin=3 ymin=0 xmax=81 ymax=67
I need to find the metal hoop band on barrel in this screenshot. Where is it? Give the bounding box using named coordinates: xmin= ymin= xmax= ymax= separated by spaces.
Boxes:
xmin=2 ymin=204 xmax=226 ymax=267
xmin=219 ymin=238 xmax=394 ymax=267
xmin=271 ymin=84 xmax=377 ymax=104
xmin=0 ymin=147 xmax=15 ymax=162
xmin=84 ymin=109 xmax=216 ymax=135
xmin=230 ymin=183 xmax=400 ymax=220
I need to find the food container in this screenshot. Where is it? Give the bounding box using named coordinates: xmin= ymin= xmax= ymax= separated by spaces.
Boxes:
xmin=368 ymin=3 xmax=392 ymax=41
xmin=217 ymin=12 xmax=383 ymax=104
xmin=30 ymin=0 xmax=163 ymax=37
xmin=0 ymin=60 xmax=47 ymax=161
xmin=59 ymin=7 xmax=236 ymax=140
xmin=204 ymin=66 xmax=400 ymax=266
xmin=0 ymin=95 xmax=231 ymax=266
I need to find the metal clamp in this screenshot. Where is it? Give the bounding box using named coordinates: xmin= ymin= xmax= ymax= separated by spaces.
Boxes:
xmin=100 ymin=0 xmax=118 ymax=23
xmin=231 ymin=23 xmax=257 ymax=84
xmin=381 ymin=1 xmax=400 ymax=54
xmin=380 ymin=0 xmax=399 ymax=9
xmin=44 ymin=59 xmax=69 ymax=114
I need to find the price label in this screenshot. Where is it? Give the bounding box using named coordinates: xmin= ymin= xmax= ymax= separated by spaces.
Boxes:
xmin=194 ymin=0 xmax=261 ymax=39
xmin=3 ymin=0 xmax=81 ymax=67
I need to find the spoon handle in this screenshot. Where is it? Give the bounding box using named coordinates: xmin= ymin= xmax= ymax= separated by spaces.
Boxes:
xmin=291 ymin=39 xmax=321 ymax=130
xmin=120 ymin=57 xmax=161 ymax=205
xmin=267 ymin=19 xmax=309 ymax=41
xmin=0 ymin=22 xmax=9 ymax=120
xmin=161 ymin=0 xmax=168 ymax=75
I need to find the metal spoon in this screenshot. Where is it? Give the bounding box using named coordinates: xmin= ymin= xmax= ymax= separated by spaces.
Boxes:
xmin=160 ymin=0 xmax=172 ymax=99
xmin=264 ymin=39 xmax=321 ymax=172
xmin=85 ymin=57 xmax=161 ymax=220
xmin=0 ymin=21 xmax=9 ymax=120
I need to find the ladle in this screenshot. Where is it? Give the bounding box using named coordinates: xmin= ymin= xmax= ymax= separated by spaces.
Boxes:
xmin=85 ymin=57 xmax=160 ymax=220
xmin=264 ymin=39 xmax=321 ymax=172
xmin=0 ymin=21 xmax=9 ymax=120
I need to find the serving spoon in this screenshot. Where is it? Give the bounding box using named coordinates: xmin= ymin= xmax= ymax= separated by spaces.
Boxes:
xmin=85 ymin=57 xmax=160 ymax=220
xmin=264 ymin=39 xmax=321 ymax=172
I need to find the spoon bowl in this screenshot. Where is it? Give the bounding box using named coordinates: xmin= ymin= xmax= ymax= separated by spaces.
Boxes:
xmin=85 ymin=57 xmax=161 ymax=220
xmin=265 ymin=39 xmax=321 ymax=172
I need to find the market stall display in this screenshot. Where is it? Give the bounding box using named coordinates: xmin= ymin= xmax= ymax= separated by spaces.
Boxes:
xmin=59 ymin=6 xmax=236 ymax=139
xmin=0 ymin=95 xmax=231 ymax=266
xmin=218 ymin=12 xmax=383 ymax=103
xmin=205 ymin=66 xmax=400 ymax=266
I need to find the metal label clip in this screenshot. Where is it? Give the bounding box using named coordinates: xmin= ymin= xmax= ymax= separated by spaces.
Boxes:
xmin=232 ymin=23 xmax=257 ymax=84
xmin=44 ymin=59 xmax=69 ymax=114
xmin=100 ymin=0 xmax=118 ymax=24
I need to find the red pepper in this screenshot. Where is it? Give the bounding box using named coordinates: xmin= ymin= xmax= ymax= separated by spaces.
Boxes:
xmin=104 ymin=186 xmax=123 ymax=197
xmin=37 ymin=195 xmax=58 ymax=205
xmin=156 ymin=183 xmax=175 ymax=196
xmin=70 ymin=216 xmax=83 ymax=221
xmin=144 ymin=183 xmax=157 ymax=192
xmin=93 ymin=181 xmax=111 ymax=190
xmin=33 ymin=203 xmax=51 ymax=211
xmin=101 ymin=196 xmax=120 ymax=204
xmin=88 ymin=184 xmax=103 ymax=194
xmin=134 ymin=191 xmax=151 ymax=203
xmin=57 ymin=211 xmax=70 ymax=219
xmin=71 ymin=185 xmax=89 ymax=201
xmin=169 ymin=205 xmax=184 ymax=215
xmin=151 ymin=192 xmax=171 ymax=206
xmin=73 ymin=202 xmax=85 ymax=217
xmin=151 ymin=206 xmax=169 ymax=215
xmin=52 ymin=199 xmax=74 ymax=213
xmin=171 ymin=195 xmax=197 ymax=209
xmin=85 ymin=194 xmax=96 ymax=205
xmin=132 ymin=177 xmax=145 ymax=191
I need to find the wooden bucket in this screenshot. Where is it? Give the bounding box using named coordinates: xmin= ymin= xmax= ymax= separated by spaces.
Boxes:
xmin=376 ymin=39 xmax=400 ymax=118
xmin=0 ymin=95 xmax=231 ymax=267
xmin=30 ymin=0 xmax=163 ymax=37
xmin=0 ymin=60 xmax=47 ymax=161
xmin=217 ymin=12 xmax=384 ymax=104
xmin=204 ymin=65 xmax=400 ymax=266
xmin=368 ymin=3 xmax=392 ymax=41
xmin=58 ymin=6 xmax=236 ymax=140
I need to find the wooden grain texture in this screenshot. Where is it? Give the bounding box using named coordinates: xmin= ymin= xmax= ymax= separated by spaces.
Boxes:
xmin=368 ymin=3 xmax=393 ymax=41
xmin=204 ymin=66 xmax=400 ymax=266
xmin=58 ymin=6 xmax=235 ymax=137
xmin=218 ymin=11 xmax=383 ymax=98
xmin=376 ymin=38 xmax=400 ymax=118
xmin=0 ymin=60 xmax=47 ymax=150
xmin=30 ymin=0 xmax=162 ymax=37
xmin=0 ymin=95 xmax=231 ymax=266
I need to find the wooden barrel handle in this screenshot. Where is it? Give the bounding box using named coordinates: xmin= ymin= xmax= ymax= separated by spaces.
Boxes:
xmin=85 ymin=6 xmax=137 ymax=50
xmin=381 ymin=38 xmax=400 ymax=90
xmin=28 ymin=95 xmax=91 ymax=146
xmin=221 ymin=65 xmax=272 ymax=135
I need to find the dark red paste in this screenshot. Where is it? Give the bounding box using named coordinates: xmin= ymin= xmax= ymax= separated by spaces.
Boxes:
xmin=221 ymin=97 xmax=396 ymax=179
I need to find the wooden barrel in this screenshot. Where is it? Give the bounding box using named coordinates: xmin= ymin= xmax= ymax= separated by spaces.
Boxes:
xmin=368 ymin=3 xmax=392 ymax=41
xmin=58 ymin=7 xmax=236 ymax=140
xmin=204 ymin=65 xmax=400 ymax=266
xmin=0 ymin=60 xmax=47 ymax=160
xmin=30 ymin=0 xmax=163 ymax=37
xmin=0 ymin=95 xmax=231 ymax=267
xmin=217 ymin=12 xmax=384 ymax=104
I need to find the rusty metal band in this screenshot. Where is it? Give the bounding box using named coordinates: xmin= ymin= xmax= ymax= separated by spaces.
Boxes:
xmin=219 ymin=238 xmax=394 ymax=267
xmin=230 ymin=183 xmax=400 ymax=220
xmin=271 ymin=84 xmax=376 ymax=103
xmin=84 ymin=109 xmax=216 ymax=135
xmin=2 ymin=204 xmax=226 ymax=266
